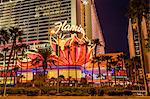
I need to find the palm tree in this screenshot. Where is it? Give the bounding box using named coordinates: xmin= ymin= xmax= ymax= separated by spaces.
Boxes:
xmin=80 ymin=77 xmax=87 ymax=86
xmin=55 ymin=44 xmax=60 ymax=93
xmin=21 ymin=44 xmax=28 ymax=82
xmin=0 ymin=53 xmax=4 ymax=61
xmin=83 ymin=41 xmax=91 ymax=76
xmin=1 ymin=48 xmax=9 ymax=85
xmin=110 ymin=60 xmax=118 ymax=85
xmin=91 ymin=57 xmax=96 ymax=85
xmin=117 ymin=53 xmax=127 ymax=86
xmin=68 ymin=76 xmax=72 ymax=86
xmin=95 ymin=56 xmax=102 ymax=85
xmin=0 ymin=27 xmax=23 ymax=96
xmin=84 ymin=41 xmax=89 ymax=62
xmin=10 ymin=44 xmax=27 ymax=84
xmin=32 ymin=48 xmax=52 ymax=81
xmin=32 ymin=57 xmax=41 ymax=85
xmin=50 ymin=77 xmax=56 ymax=86
xmin=0 ymin=53 xmax=4 ymax=80
xmin=65 ymin=45 xmax=70 ymax=79
xmin=104 ymin=56 xmax=112 ymax=81
xmin=132 ymin=56 xmax=141 ymax=84
xmin=125 ymin=59 xmax=133 ymax=85
xmin=74 ymin=41 xmax=79 ymax=86
xmin=93 ymin=39 xmax=100 ymax=57
xmin=128 ymin=0 xmax=149 ymax=95
xmin=0 ymin=27 xmax=10 ymax=45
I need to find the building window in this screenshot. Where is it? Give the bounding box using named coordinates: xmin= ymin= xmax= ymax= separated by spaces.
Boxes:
xmin=2 ymin=0 xmax=9 ymax=2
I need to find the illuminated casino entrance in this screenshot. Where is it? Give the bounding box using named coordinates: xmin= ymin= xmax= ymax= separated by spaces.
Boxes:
xmin=0 ymin=21 xmax=127 ymax=85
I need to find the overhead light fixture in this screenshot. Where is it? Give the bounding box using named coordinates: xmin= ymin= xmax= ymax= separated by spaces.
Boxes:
xmin=82 ymin=0 xmax=88 ymax=5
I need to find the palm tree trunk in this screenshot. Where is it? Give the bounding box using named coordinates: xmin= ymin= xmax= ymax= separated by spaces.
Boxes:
xmin=14 ymin=51 xmax=18 ymax=85
xmin=94 ymin=45 xmax=97 ymax=57
xmin=75 ymin=47 xmax=77 ymax=86
xmin=98 ymin=62 xmax=101 ymax=85
xmin=114 ymin=67 xmax=116 ymax=86
xmin=122 ymin=59 xmax=126 ymax=86
xmin=132 ymin=58 xmax=137 ymax=83
xmin=84 ymin=44 xmax=88 ymax=75
xmin=106 ymin=60 xmax=109 ymax=85
xmin=56 ymin=44 xmax=59 ymax=93
xmin=43 ymin=61 xmax=47 ymax=81
xmin=92 ymin=61 xmax=94 ymax=86
xmin=11 ymin=49 xmax=16 ymax=85
xmin=3 ymin=52 xmax=7 ymax=85
xmin=21 ymin=51 xmax=24 ymax=83
xmin=26 ymin=55 xmax=28 ymax=83
xmin=67 ymin=49 xmax=70 ymax=80
xmin=3 ymin=37 xmax=16 ymax=96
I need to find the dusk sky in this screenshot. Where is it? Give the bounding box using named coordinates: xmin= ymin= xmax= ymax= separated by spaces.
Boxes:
xmin=95 ymin=0 xmax=129 ymax=54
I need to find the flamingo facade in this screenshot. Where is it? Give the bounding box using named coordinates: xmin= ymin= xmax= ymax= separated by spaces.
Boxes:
xmin=0 ymin=0 xmax=109 ymax=84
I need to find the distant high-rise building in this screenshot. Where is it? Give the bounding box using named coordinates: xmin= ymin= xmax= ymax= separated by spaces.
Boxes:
xmin=128 ymin=16 xmax=150 ymax=76
xmin=0 ymin=0 xmax=105 ymax=65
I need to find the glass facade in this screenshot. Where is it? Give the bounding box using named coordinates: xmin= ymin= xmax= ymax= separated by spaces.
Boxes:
xmin=0 ymin=0 xmax=105 ymax=66
xmin=0 ymin=0 xmax=72 ymax=65
xmin=0 ymin=0 xmax=71 ymax=43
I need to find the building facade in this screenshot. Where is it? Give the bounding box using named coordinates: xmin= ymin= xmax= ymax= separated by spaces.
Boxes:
xmin=0 ymin=0 xmax=105 ymax=66
xmin=128 ymin=15 xmax=150 ymax=90
xmin=0 ymin=0 xmax=105 ymax=84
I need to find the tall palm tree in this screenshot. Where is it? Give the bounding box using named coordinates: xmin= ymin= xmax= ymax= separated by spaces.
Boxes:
xmin=32 ymin=57 xmax=40 ymax=82
xmin=0 ymin=27 xmax=10 ymax=45
xmin=0 ymin=53 xmax=4 ymax=61
xmin=93 ymin=39 xmax=100 ymax=57
xmin=0 ymin=53 xmax=4 ymax=79
xmin=124 ymin=59 xmax=132 ymax=84
xmin=13 ymin=44 xmax=28 ymax=83
xmin=32 ymin=48 xmax=52 ymax=81
xmin=110 ymin=60 xmax=118 ymax=85
xmin=104 ymin=56 xmax=112 ymax=81
xmin=74 ymin=41 xmax=79 ymax=86
xmin=132 ymin=56 xmax=141 ymax=84
xmin=0 ymin=27 xmax=23 ymax=96
xmin=58 ymin=75 xmax=65 ymax=86
xmin=95 ymin=56 xmax=103 ymax=85
xmin=91 ymin=58 xmax=95 ymax=86
xmin=2 ymin=48 xmax=9 ymax=85
xmin=128 ymin=0 xmax=149 ymax=95
xmin=20 ymin=44 xmax=28 ymax=82
xmin=117 ymin=53 xmax=127 ymax=86
xmin=65 ymin=45 xmax=70 ymax=78
xmin=84 ymin=41 xmax=89 ymax=71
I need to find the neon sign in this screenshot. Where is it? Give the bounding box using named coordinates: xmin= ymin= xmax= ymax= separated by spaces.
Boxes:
xmin=55 ymin=21 xmax=85 ymax=38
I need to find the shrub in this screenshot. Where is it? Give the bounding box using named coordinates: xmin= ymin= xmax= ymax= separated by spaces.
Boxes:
xmin=26 ymin=88 xmax=41 ymax=96
xmin=40 ymin=86 xmax=56 ymax=95
xmin=98 ymin=89 xmax=104 ymax=96
xmin=48 ymin=90 xmax=57 ymax=95
xmin=124 ymin=90 xmax=132 ymax=96
xmin=89 ymin=88 xmax=97 ymax=96
xmin=61 ymin=91 xmax=72 ymax=96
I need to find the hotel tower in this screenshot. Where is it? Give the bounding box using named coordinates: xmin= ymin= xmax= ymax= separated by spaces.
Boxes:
xmin=0 ymin=0 xmax=105 ymax=65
